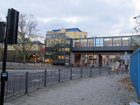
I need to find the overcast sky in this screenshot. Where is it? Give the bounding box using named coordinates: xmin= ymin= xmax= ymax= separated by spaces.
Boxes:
xmin=0 ymin=0 xmax=140 ymax=39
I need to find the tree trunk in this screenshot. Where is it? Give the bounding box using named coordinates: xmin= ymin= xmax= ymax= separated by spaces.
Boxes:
xmin=23 ymin=54 xmax=25 ymax=64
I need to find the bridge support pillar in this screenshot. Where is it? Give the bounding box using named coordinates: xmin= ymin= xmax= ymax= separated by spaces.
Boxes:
xmin=97 ymin=54 xmax=99 ymax=67
xmin=124 ymin=51 xmax=128 ymax=65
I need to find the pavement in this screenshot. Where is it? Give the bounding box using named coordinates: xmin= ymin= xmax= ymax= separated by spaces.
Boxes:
xmin=4 ymin=74 xmax=140 ymax=105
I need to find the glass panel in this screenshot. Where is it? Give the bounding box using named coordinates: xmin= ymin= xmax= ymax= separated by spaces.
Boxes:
xmin=96 ymin=38 xmax=100 ymax=47
xmin=46 ymin=51 xmax=53 ymax=55
xmin=79 ymin=39 xmax=82 ymax=47
xmin=65 ymin=48 xmax=70 ymax=52
xmin=73 ymin=39 xmax=75 ymax=47
xmin=75 ymin=39 xmax=79 ymax=47
xmin=83 ymin=39 xmax=87 ymax=47
xmin=100 ymin=38 xmax=103 ymax=46
xmin=96 ymin=38 xmax=104 ymax=47
xmin=113 ymin=37 xmax=121 ymax=46
xmin=93 ymin=39 xmax=95 ymax=47
xmin=80 ymin=39 xmax=84 ymax=47
xmin=104 ymin=38 xmax=112 ymax=46
xmin=66 ymin=39 xmax=70 ymax=44
xmin=88 ymin=39 xmax=93 ymax=47
xmin=122 ymin=37 xmax=130 ymax=46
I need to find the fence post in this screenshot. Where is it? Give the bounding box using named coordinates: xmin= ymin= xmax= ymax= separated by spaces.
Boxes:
xmin=81 ymin=68 xmax=82 ymax=78
xmin=100 ymin=66 xmax=101 ymax=76
xmin=13 ymin=76 xmax=15 ymax=95
xmin=44 ymin=69 xmax=46 ymax=87
xmin=70 ymin=68 xmax=72 ymax=80
xmin=90 ymin=68 xmax=92 ymax=77
xmin=25 ymin=72 xmax=28 ymax=94
xmin=58 ymin=69 xmax=61 ymax=82
xmin=108 ymin=67 xmax=110 ymax=75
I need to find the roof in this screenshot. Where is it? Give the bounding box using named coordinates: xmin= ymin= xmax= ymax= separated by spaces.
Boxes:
xmin=53 ymin=28 xmax=82 ymax=32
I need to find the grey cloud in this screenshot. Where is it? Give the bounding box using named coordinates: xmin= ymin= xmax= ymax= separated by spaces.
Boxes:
xmin=0 ymin=0 xmax=139 ymax=40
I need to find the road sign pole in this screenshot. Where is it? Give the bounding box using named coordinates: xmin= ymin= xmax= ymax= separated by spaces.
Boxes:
xmin=0 ymin=12 xmax=9 ymax=105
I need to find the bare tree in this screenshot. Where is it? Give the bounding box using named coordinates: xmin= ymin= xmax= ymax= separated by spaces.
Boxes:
xmin=130 ymin=15 xmax=140 ymax=51
xmin=13 ymin=14 xmax=42 ymax=64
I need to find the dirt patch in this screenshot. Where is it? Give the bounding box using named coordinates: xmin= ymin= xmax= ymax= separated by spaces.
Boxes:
xmin=118 ymin=77 xmax=134 ymax=92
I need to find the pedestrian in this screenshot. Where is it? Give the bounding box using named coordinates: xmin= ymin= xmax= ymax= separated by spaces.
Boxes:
xmin=119 ymin=63 xmax=121 ymax=68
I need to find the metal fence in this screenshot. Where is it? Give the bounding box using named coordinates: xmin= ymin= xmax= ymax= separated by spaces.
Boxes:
xmin=1 ymin=67 xmax=128 ymax=100
xmin=130 ymin=47 xmax=140 ymax=100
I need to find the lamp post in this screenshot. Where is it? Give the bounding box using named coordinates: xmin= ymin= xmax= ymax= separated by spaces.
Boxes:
xmin=93 ymin=38 xmax=94 ymax=68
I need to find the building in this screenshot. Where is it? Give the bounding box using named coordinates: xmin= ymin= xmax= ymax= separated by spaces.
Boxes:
xmin=7 ymin=41 xmax=45 ymax=62
xmin=45 ymin=28 xmax=88 ymax=64
xmin=47 ymin=28 xmax=88 ymax=38
xmin=45 ymin=28 xmax=134 ymax=66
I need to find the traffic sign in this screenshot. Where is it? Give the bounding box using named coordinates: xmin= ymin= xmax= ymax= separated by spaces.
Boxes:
xmin=120 ymin=55 xmax=130 ymax=60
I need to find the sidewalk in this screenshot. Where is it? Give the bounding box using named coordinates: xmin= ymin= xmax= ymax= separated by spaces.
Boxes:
xmin=4 ymin=74 xmax=140 ymax=105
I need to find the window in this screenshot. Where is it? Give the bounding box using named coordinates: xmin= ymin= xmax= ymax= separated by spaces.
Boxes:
xmin=88 ymin=39 xmax=93 ymax=47
xmin=85 ymin=35 xmax=86 ymax=38
xmin=66 ymin=34 xmax=68 ymax=36
xmin=83 ymin=39 xmax=87 ymax=47
xmin=113 ymin=37 xmax=121 ymax=46
xmin=95 ymin=38 xmax=103 ymax=47
xmin=79 ymin=34 xmax=82 ymax=38
xmin=122 ymin=37 xmax=130 ymax=46
xmin=71 ymin=34 xmax=73 ymax=36
xmin=75 ymin=39 xmax=79 ymax=47
xmin=104 ymin=38 xmax=112 ymax=46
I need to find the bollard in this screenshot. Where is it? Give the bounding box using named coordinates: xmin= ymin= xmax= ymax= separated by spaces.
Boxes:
xmin=44 ymin=69 xmax=46 ymax=87
xmin=25 ymin=72 xmax=28 ymax=94
xmin=58 ymin=69 xmax=61 ymax=82
xmin=112 ymin=66 xmax=114 ymax=71
xmin=70 ymin=68 xmax=72 ymax=80
xmin=81 ymin=68 xmax=82 ymax=78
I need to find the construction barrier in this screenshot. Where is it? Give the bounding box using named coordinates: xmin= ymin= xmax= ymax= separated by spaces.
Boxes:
xmin=130 ymin=47 xmax=140 ymax=100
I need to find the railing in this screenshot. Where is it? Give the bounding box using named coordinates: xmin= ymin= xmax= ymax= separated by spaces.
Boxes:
xmin=0 ymin=61 xmax=46 ymax=67
xmin=1 ymin=67 xmax=128 ymax=100
xmin=130 ymin=47 xmax=140 ymax=100
xmin=45 ymin=43 xmax=70 ymax=51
